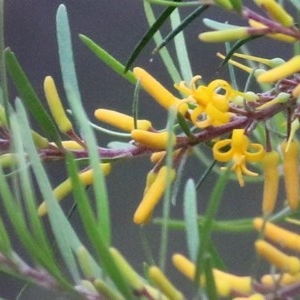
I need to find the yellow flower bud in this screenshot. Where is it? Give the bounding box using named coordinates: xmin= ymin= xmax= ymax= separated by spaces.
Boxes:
xmin=172 ymin=254 xmax=228 ymax=296
xmin=109 ymin=247 xmax=144 ymax=291
xmin=93 ymin=279 xmax=124 ymax=300
xmin=94 ymin=109 xmax=152 ymax=132
xmin=261 ymin=272 xmax=300 ymax=286
xmin=233 ymin=293 xmax=265 ymax=300
xmin=253 ymin=218 xmax=300 ymax=253
xmin=134 ymin=166 xmax=176 ymax=224
xmin=261 ymin=151 xmax=279 ymax=215
xmin=199 ymin=27 xmax=249 ymax=43
xmin=131 ymin=130 xmax=176 ymax=150
xmin=31 ymin=131 xmax=50 ymax=149
xmin=257 ymin=55 xmax=300 ymax=83
xmin=255 ymin=239 xmax=300 ymax=274
xmin=150 ymin=151 xmax=166 ymax=163
xmin=133 ymin=67 xmax=188 ymax=115
xmin=38 ymin=163 xmax=111 ymax=216
xmin=248 ymin=19 xmax=296 ymax=42
xmin=293 ymin=83 xmax=300 ymax=98
xmin=60 ymin=140 xmax=85 ymax=150
xmin=77 ymin=246 xmax=94 ymax=279
xmin=148 ymin=266 xmax=184 ymax=300
xmin=254 ymin=0 xmax=294 ymax=27
xmin=281 ymin=140 xmax=300 ymax=210
xmin=44 ymin=76 xmax=73 ymax=133
xmin=0 ymin=153 xmax=18 ymax=168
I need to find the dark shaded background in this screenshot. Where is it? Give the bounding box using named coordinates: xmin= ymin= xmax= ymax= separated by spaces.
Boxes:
xmin=0 ymin=1 xmax=293 ymax=299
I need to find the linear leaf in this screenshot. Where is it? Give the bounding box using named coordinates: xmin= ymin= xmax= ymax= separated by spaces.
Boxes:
xmin=79 ymin=34 xmax=136 ymax=84
xmin=5 ymin=49 xmax=61 ymax=147
xmin=183 ymin=179 xmax=199 ymax=262
xmin=56 ymin=4 xmax=111 ymax=245
xmin=125 ymin=1 xmax=181 ymax=72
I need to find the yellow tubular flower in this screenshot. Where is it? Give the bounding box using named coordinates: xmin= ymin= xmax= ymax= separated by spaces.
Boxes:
xmin=258 ymin=55 xmax=300 ymax=83
xmin=133 ymin=67 xmax=188 ymax=115
xmin=255 ymin=239 xmax=300 ymax=274
xmin=199 ymin=27 xmax=250 ymax=43
xmin=261 ymin=151 xmax=280 ymax=215
xmin=261 ymin=272 xmax=300 ymax=286
xmin=134 ymin=166 xmax=176 ymax=224
xmin=131 ymin=130 xmax=176 ymax=150
xmin=94 ymin=109 xmax=152 ymax=132
xmin=38 ymin=163 xmax=111 ymax=216
xmin=213 ymin=129 xmax=265 ymax=186
xmin=148 ymin=266 xmax=184 ymax=300
xmin=248 ymin=19 xmax=296 ymax=42
xmin=254 ymin=0 xmax=294 ymax=27
xmin=172 ymin=254 xmax=251 ymax=297
xmin=44 ymin=76 xmax=73 ymax=133
xmin=233 ymin=293 xmax=265 ymax=300
xmin=109 ymin=247 xmax=144 ymax=291
xmin=253 ymin=218 xmax=300 ymax=253
xmin=281 ymin=140 xmax=300 ymax=210
xmin=172 ymin=253 xmax=231 ymax=297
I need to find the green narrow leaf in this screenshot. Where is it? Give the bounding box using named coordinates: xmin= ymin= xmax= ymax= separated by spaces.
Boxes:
xmin=203 ymin=254 xmax=218 ymax=300
xmin=159 ymin=108 xmax=177 ymax=270
xmin=156 ymin=5 xmax=209 ymax=53
xmin=170 ymin=9 xmax=193 ymax=82
xmin=79 ymin=34 xmax=136 ymax=84
xmin=218 ymin=36 xmax=262 ymax=68
xmin=202 ymin=18 xmax=240 ymax=30
xmin=5 ymin=49 xmax=61 ymax=146
xmin=56 ymin=4 xmax=111 ymax=245
xmin=66 ymin=153 xmax=134 ymax=299
xmin=0 ymin=216 xmax=11 ymax=256
xmin=143 ymin=1 xmax=182 ymax=83
xmin=183 ymin=179 xmax=199 ymax=262
xmin=15 ymin=99 xmax=81 ymax=284
xmin=125 ymin=1 xmax=181 ymax=72
xmin=195 ymin=167 xmax=230 ymax=282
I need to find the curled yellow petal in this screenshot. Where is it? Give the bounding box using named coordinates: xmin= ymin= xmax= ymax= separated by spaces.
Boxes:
xmin=257 ymin=55 xmax=300 ymax=83
xmin=38 ymin=163 xmax=111 ymax=216
xmin=261 ymin=151 xmax=280 ymax=215
xmin=199 ymin=27 xmax=249 ymax=43
xmin=131 ymin=130 xmax=176 ymax=150
xmin=255 ymin=239 xmax=300 ymax=274
xmin=133 ymin=166 xmax=176 ymax=224
xmin=254 ymin=0 xmax=294 ymax=27
xmin=94 ymin=109 xmax=152 ymax=132
xmin=133 ymin=67 xmax=188 ymax=115
xmin=148 ymin=266 xmax=184 ymax=300
xmin=44 ymin=76 xmax=73 ymax=133
xmin=253 ymin=218 xmax=300 ymax=253
xmin=281 ymin=140 xmax=300 ymax=210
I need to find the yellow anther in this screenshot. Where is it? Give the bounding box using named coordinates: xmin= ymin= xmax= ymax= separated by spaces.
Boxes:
xmin=253 ymin=218 xmax=300 ymax=253
xmin=254 ymin=0 xmax=294 ymax=27
xmin=257 ymin=55 xmax=300 ymax=83
xmin=44 ymin=76 xmax=73 ymax=133
xmin=261 ymin=151 xmax=280 ymax=215
xmin=255 ymin=239 xmax=300 ymax=274
xmin=38 ymin=163 xmax=111 ymax=216
xmin=94 ymin=109 xmax=152 ymax=132
xmin=131 ymin=130 xmax=176 ymax=150
xmin=134 ymin=166 xmax=176 ymax=224
xmin=148 ymin=266 xmax=184 ymax=300
xmin=281 ymin=140 xmax=300 ymax=210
